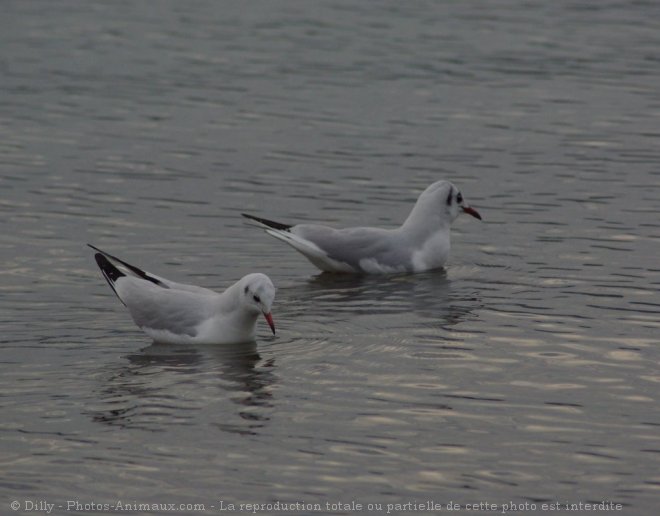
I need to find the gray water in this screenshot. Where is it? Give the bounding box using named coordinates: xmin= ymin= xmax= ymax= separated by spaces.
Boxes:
xmin=1 ymin=1 xmax=659 ymax=515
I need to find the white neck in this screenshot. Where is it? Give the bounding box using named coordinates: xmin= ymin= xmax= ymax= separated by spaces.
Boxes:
xmin=400 ymin=204 xmax=450 ymax=243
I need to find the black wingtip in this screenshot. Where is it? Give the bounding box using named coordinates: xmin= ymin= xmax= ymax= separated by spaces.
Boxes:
xmin=87 ymin=244 xmax=166 ymax=288
xmin=94 ymin=253 xmax=125 ymax=282
xmin=92 ymin=252 xmax=126 ymax=306
xmin=242 ymin=213 xmax=292 ymax=231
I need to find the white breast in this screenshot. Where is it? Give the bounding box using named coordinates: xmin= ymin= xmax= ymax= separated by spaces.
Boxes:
xmin=411 ymin=231 xmax=451 ymax=272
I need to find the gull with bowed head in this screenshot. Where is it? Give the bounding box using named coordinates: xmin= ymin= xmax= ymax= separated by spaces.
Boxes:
xmin=89 ymin=245 xmax=276 ymax=344
xmin=243 ymin=180 xmax=482 ymax=274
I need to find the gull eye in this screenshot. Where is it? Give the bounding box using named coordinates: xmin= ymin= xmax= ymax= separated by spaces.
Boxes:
xmin=253 ymin=295 xmax=261 ymax=303
xmin=457 ymin=192 xmax=463 ymax=204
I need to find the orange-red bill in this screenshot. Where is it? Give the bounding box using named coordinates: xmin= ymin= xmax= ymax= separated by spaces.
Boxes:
xmin=263 ymin=312 xmax=275 ymax=335
xmin=462 ymin=206 xmax=482 ymax=220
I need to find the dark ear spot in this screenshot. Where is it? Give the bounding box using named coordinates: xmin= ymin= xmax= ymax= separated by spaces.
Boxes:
xmin=446 ymin=189 xmax=453 ymax=206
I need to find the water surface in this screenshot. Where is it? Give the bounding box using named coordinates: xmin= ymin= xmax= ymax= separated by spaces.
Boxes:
xmin=1 ymin=1 xmax=659 ymax=514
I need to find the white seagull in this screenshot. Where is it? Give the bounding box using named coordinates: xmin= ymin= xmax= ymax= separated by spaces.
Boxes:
xmin=243 ymin=180 xmax=482 ymax=274
xmin=89 ymin=245 xmax=276 ymax=344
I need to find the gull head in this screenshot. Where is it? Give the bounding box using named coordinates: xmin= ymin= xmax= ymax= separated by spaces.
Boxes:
xmin=240 ymin=273 xmax=277 ymax=334
xmin=412 ymin=180 xmax=482 ymax=225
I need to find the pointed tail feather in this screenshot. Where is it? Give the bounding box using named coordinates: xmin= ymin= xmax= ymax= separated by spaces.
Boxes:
xmin=242 ymin=213 xmax=292 ymax=232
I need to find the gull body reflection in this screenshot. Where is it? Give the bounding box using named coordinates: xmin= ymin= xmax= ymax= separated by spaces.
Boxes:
xmin=283 ymin=268 xmax=480 ymax=330
xmin=89 ymin=341 xmax=277 ymax=435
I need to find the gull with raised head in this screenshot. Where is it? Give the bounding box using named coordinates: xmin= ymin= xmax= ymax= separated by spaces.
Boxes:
xmin=89 ymin=245 xmax=276 ymax=344
xmin=243 ymin=180 xmax=481 ymax=274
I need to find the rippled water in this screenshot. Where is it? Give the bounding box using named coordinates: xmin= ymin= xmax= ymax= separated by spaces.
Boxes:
xmin=2 ymin=1 xmax=659 ymax=514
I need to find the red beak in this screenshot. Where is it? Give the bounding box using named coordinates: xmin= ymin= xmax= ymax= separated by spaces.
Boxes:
xmin=462 ymin=206 xmax=482 ymax=220
xmin=263 ymin=312 xmax=275 ymax=335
